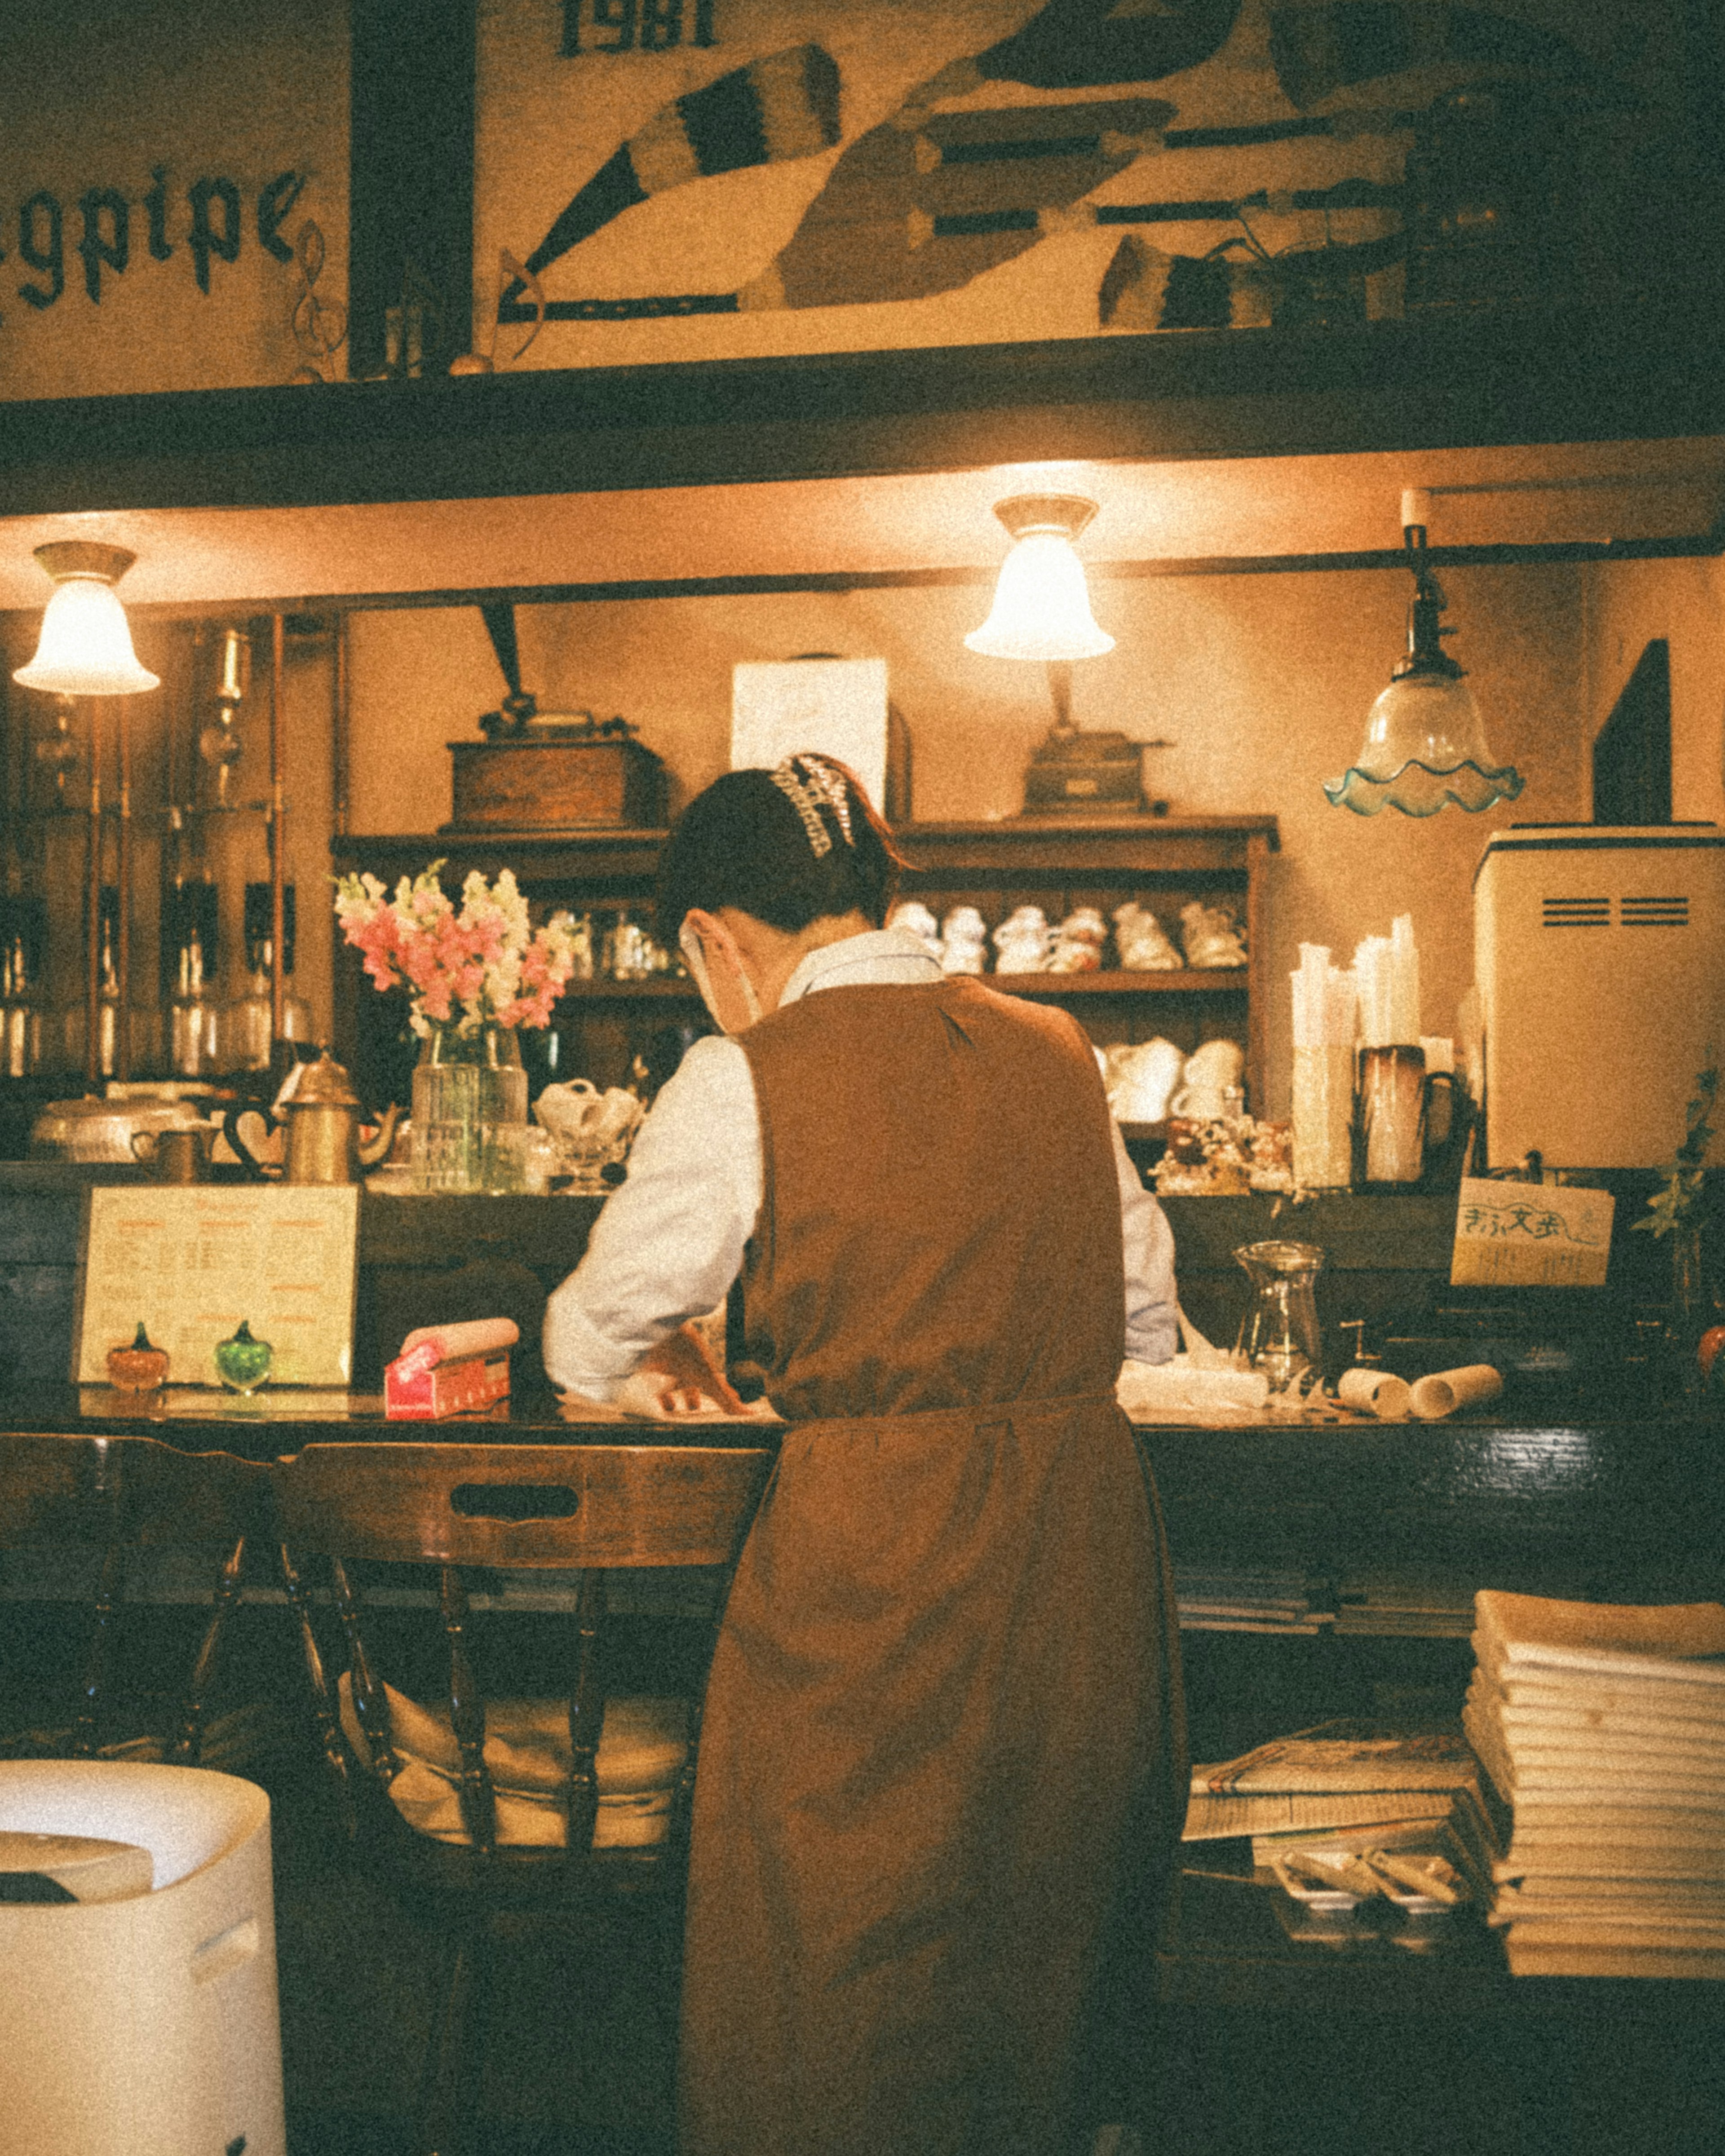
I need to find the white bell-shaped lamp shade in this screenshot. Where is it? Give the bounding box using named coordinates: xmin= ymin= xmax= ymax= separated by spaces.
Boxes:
xmin=964 ymin=495 xmax=1114 ymax=663
xmin=13 ymin=542 xmax=159 ymax=697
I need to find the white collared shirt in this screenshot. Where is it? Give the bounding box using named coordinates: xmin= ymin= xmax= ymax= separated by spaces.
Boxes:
xmin=542 ymin=928 xmax=1179 ymax=1398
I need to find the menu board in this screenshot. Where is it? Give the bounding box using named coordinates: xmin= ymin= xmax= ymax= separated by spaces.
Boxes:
xmin=1450 ymin=1178 xmax=1615 ymax=1291
xmin=74 ymin=1186 xmax=360 ymax=1387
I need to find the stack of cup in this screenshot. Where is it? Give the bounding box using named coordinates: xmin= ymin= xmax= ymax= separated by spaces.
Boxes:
xmin=1290 ymin=944 xmax=1355 ymax=1189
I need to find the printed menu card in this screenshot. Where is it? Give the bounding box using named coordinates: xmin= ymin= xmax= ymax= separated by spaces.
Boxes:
xmin=74 ymin=1185 xmax=359 ymax=1386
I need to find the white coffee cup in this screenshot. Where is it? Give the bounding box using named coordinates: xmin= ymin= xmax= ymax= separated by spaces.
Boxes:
xmin=1115 ymin=1038 xmax=1185 ymax=1123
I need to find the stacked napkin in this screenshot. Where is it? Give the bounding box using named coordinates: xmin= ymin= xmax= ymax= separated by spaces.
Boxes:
xmin=1465 ymin=1590 xmax=1725 ymax=1976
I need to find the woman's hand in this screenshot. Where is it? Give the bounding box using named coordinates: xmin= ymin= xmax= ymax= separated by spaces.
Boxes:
xmin=622 ymin=1321 xmax=749 ymax=1418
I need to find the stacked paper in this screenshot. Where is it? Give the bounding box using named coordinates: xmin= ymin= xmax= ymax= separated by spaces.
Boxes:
xmin=1181 ymin=1717 xmax=1497 ymax=1892
xmin=1466 ymin=1590 xmax=1725 ymax=1978
xmin=1334 ymin=1569 xmax=1477 ymax=1639
xmin=1173 ymin=1565 xmax=1328 ymax=1635
xmin=1290 ymin=942 xmax=1358 ymax=1048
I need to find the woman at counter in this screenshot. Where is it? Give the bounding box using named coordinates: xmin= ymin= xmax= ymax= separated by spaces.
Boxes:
xmin=544 ymin=753 xmax=1186 ymax=2156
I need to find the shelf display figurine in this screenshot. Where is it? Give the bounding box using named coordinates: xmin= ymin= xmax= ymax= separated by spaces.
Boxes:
xmin=938 ymin=905 xmax=988 ymax=975
xmin=1048 ymin=907 xmax=1107 ymax=973
xmin=1112 ymin=900 xmax=1183 ymax=971
xmin=993 ymin=905 xmax=1051 ymax=974
xmin=1180 ymin=899 xmax=1248 ymax=968
xmin=886 ymin=901 xmax=942 ymax=960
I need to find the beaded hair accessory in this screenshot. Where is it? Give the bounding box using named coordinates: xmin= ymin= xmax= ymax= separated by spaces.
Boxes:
xmin=771 ymin=755 xmax=855 ymax=858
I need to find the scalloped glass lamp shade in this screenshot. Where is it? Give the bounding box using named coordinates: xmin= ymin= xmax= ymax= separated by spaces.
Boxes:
xmin=964 ymin=496 xmax=1115 ymax=663
xmin=12 ymin=542 xmax=159 ymax=696
xmin=1325 ymin=672 xmax=1525 ymax=817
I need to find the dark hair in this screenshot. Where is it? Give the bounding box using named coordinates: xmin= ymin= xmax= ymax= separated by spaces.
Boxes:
xmin=657 ymin=754 xmax=903 ymax=941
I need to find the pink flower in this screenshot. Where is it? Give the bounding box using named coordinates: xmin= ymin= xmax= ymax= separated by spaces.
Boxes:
xmin=333 ymin=864 xmax=578 ymax=1033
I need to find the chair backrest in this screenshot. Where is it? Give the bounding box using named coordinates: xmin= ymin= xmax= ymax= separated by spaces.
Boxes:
xmin=269 ymin=1440 xmax=773 ymax=1569
xmin=267 ymin=1440 xmax=774 ymax=1859
xmin=0 ymin=1431 xmax=267 ymax=1546
xmin=0 ymin=1433 xmax=268 ymax=1760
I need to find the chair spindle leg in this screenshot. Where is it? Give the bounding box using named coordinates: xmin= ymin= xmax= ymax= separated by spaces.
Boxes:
xmin=278 ymin=1540 xmax=352 ymax=1810
xmin=330 ymin=1554 xmax=399 ymax=1780
xmin=170 ymin=1533 xmax=248 ymax=1764
xmin=441 ymin=1566 xmax=496 ymax=1856
xmin=415 ymin=1915 xmax=484 ymax=2156
xmin=71 ymin=1438 xmax=124 ymax=1758
xmin=565 ymin=1570 xmax=605 ymax=1854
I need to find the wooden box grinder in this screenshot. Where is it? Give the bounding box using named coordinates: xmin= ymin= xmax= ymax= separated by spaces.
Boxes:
xmin=447 ymin=736 xmax=668 ymax=831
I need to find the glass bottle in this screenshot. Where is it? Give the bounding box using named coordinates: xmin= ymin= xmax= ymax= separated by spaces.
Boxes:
xmin=165 ymin=865 xmax=221 ymax=1078
xmin=225 ymin=881 xmax=312 ymax=1072
xmin=0 ymin=891 xmax=45 ymax=1078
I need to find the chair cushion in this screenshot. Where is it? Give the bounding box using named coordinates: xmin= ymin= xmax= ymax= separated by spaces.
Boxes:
xmin=337 ymin=1677 xmax=689 ymax=1849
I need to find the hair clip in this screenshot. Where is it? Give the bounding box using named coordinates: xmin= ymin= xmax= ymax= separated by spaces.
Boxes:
xmin=771 ymin=761 xmax=833 ymax=857
xmin=794 ymin=755 xmax=855 ymax=845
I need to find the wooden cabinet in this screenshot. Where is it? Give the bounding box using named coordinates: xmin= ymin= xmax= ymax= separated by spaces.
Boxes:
xmin=330 ymin=816 xmax=1278 ymax=1112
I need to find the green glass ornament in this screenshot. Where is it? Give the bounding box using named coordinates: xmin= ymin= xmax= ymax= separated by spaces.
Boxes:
xmin=214 ymin=1319 xmax=273 ymax=1395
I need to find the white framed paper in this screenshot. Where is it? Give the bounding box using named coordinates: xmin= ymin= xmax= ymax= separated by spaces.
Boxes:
xmin=731 ymin=658 xmax=889 ymax=813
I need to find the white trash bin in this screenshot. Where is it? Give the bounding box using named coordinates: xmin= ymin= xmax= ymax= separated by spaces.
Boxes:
xmin=0 ymin=1761 xmax=286 ymax=2156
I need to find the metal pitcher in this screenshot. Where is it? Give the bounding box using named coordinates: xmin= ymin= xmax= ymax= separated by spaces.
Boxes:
xmin=225 ymin=1052 xmax=400 ymax=1185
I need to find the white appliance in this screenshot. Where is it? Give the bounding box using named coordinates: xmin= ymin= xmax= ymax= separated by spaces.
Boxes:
xmin=0 ymin=1762 xmax=286 ymax=2156
xmin=1473 ymin=823 xmax=1725 ymax=1169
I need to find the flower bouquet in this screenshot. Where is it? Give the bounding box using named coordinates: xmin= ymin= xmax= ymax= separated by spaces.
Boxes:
xmin=334 ymin=862 xmax=579 ymax=1193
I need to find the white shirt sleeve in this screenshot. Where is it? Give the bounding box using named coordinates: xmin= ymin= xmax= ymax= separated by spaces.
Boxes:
xmin=541 ymin=1035 xmax=761 ymax=1401
xmin=1115 ymin=1120 xmax=1179 ymax=1365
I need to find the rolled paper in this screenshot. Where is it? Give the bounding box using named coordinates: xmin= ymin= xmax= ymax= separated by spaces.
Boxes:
xmin=1336 ymin=1367 xmax=1412 ymax=1418
xmin=398 ymin=1317 xmax=520 ymax=1367
xmin=1409 ymin=1364 xmax=1504 ymax=1420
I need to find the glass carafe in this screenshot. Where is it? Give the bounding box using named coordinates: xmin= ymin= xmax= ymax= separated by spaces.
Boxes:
xmin=1234 ymin=1240 xmax=1326 ymax=1392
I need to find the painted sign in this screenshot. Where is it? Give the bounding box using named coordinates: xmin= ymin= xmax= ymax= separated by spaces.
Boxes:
xmin=475 ymin=0 xmax=1701 ymax=371
xmin=0 ymin=0 xmax=346 ymax=400
xmin=1450 ymin=1175 xmax=1615 ymax=1289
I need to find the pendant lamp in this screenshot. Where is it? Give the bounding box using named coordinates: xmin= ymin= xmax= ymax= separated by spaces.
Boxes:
xmin=964 ymin=495 xmax=1114 ymax=663
xmin=13 ymin=541 xmax=160 ymax=697
xmin=1324 ymin=491 xmax=1522 ymax=817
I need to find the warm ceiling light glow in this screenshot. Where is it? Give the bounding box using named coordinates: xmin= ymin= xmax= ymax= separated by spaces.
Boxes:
xmin=964 ymin=494 xmax=1115 ymax=663
xmin=1324 ymin=488 xmax=1523 ymax=817
xmin=13 ymin=541 xmax=160 ymax=697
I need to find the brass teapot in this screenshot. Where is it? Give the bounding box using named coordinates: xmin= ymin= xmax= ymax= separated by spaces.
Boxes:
xmin=225 ymin=1053 xmax=400 ymax=1185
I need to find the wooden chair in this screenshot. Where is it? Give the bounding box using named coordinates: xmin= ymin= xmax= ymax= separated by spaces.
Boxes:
xmin=0 ymin=1431 xmax=270 ymax=1763
xmin=267 ymin=1437 xmax=772 ymax=2156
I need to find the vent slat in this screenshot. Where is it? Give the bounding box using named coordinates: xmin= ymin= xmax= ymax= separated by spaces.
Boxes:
xmin=1541 ymin=894 xmax=1610 ymax=929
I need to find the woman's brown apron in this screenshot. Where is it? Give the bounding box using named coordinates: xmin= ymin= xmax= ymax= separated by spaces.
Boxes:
xmin=680 ymin=979 xmax=1185 ymax=2156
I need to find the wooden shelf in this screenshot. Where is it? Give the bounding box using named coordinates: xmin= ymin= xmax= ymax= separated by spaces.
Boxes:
xmin=334 ymin=817 xmax=1278 ymax=1105
xmin=990 ymin=969 xmax=1247 ymax=996
xmin=550 ymin=968 xmax=1249 ymax=1001
xmin=8 ymin=307 xmax=1725 ymax=528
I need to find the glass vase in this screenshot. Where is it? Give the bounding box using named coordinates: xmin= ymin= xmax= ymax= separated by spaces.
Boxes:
xmin=410 ymin=1024 xmax=530 ymax=1194
xmin=1661 ymin=1221 xmax=1710 ymax=1402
